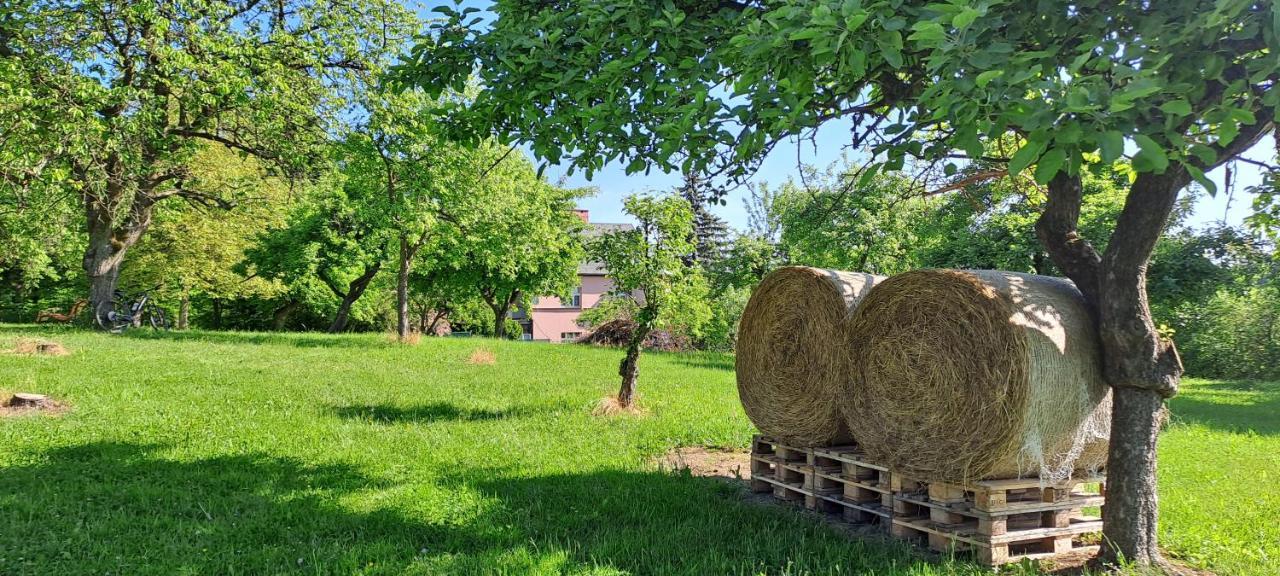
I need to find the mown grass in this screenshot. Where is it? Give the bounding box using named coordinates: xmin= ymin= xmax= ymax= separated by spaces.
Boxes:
xmin=0 ymin=325 xmax=1274 ymax=575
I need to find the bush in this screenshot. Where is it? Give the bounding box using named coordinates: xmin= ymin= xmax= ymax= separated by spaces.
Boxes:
xmin=1177 ymin=286 xmax=1280 ymax=380
xmin=698 ymin=285 xmax=750 ymax=351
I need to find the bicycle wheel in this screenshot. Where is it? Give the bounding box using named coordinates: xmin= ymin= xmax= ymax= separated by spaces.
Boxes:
xmin=148 ymin=307 xmax=170 ymax=330
xmin=95 ymin=299 xmax=131 ymax=333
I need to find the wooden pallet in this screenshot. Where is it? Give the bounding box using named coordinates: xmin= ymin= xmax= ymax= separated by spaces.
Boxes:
xmin=889 ymin=473 xmax=1105 ymax=565
xmin=749 ymin=435 xmax=1106 ymax=566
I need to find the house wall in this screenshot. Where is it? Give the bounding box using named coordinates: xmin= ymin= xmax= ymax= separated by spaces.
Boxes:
xmin=528 ymin=275 xmax=615 ymax=342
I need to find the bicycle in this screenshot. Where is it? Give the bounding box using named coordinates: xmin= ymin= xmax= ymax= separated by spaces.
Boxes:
xmin=95 ymin=288 xmax=170 ymax=332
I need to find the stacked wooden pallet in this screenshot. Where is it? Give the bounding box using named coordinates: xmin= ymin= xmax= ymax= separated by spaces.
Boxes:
xmin=749 ymin=435 xmax=1105 ymax=566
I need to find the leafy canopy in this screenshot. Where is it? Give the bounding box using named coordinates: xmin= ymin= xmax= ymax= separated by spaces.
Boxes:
xmin=404 ymin=0 xmax=1276 ymax=189
xmin=589 ymin=195 xmax=711 ymax=337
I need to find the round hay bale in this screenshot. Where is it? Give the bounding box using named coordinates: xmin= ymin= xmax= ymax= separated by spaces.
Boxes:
xmin=736 ymin=267 xmax=884 ymax=446
xmin=843 ymin=269 xmax=1111 ymax=483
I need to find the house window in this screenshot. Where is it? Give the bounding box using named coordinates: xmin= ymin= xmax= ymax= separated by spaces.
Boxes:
xmin=563 ymin=286 xmax=582 ymax=308
xmin=559 ymin=331 xmax=581 ymax=342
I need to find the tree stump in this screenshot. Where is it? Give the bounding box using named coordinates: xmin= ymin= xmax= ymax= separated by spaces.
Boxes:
xmin=5 ymin=393 xmax=51 ymax=408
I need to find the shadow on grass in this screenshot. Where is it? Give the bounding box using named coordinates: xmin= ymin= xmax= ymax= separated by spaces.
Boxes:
xmin=329 ymin=401 xmax=568 ymax=423
xmin=0 ymin=442 xmax=484 ymax=574
xmin=1169 ymin=379 xmax=1280 ymax=436
xmin=0 ymin=442 xmax=945 ymax=574
xmin=667 ymin=352 xmax=736 ymax=371
xmin=117 ymin=329 xmax=382 ymax=349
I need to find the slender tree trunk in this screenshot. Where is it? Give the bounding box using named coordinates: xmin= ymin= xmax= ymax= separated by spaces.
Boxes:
xmin=328 ymin=263 xmax=381 ymax=333
xmin=272 ymin=299 xmax=299 ymax=331
xmin=211 ymin=299 xmax=223 ymax=329
xmin=178 ymin=293 xmax=190 ymax=330
xmin=396 ymin=237 xmax=413 ymax=340
xmin=617 ymin=320 xmax=653 ymax=408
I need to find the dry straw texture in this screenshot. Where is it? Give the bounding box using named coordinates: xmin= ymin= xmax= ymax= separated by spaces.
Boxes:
xmin=737 ymin=267 xmax=884 ymax=446
xmin=844 ymin=269 xmax=1111 ymax=484
xmin=12 ymin=338 xmax=69 ymax=356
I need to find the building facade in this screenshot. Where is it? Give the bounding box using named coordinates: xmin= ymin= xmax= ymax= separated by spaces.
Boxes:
xmin=516 ymin=210 xmax=632 ymax=342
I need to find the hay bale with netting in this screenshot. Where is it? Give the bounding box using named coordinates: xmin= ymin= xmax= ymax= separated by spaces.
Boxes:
xmin=843 ymin=269 xmax=1111 ymax=483
xmin=736 ymin=267 xmax=884 ymax=446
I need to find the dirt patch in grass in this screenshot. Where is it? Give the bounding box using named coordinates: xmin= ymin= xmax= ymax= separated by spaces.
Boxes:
xmin=654 ymin=446 xmax=750 ymax=481
xmin=10 ymin=338 xmax=70 ymax=356
xmin=0 ymin=392 xmax=69 ymax=418
xmin=466 ymin=347 xmax=495 ymax=365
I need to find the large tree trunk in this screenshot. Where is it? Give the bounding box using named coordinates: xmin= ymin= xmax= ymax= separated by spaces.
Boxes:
xmin=491 ymin=301 xmax=509 ymax=339
xmin=1037 ymin=171 xmax=1185 ymax=568
xmin=328 ymin=263 xmax=381 ymax=333
xmin=81 ymin=175 xmax=156 ymax=326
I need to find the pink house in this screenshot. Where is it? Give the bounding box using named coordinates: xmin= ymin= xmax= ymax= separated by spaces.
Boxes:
xmin=515 ymin=210 xmax=632 ymax=342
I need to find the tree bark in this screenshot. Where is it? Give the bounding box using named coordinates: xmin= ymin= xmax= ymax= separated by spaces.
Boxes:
xmin=81 ymin=177 xmax=155 ymax=325
xmin=328 ymin=262 xmax=381 ymax=333
xmin=396 ymin=237 xmax=413 ymax=341
xmin=211 ymin=299 xmax=223 ymax=329
xmin=271 ymin=299 xmax=299 ymax=331
xmin=1037 ymin=171 xmax=1187 ymax=568
xmin=617 ymin=322 xmax=653 ymax=408
xmin=491 ymin=300 xmax=509 ymax=339
xmin=178 ymin=293 xmax=190 ymax=330
xmin=616 ymin=308 xmax=657 ymax=408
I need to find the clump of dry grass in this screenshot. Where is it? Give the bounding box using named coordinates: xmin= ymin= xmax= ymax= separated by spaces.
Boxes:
xmin=843 ymin=269 xmax=1111 ymax=483
xmin=12 ymin=338 xmax=70 ymax=357
xmin=591 ymin=395 xmax=648 ymax=417
xmin=735 ymin=267 xmax=883 ymax=447
xmin=386 ymin=331 xmax=422 ymax=345
xmin=466 ymin=347 xmax=496 ymax=365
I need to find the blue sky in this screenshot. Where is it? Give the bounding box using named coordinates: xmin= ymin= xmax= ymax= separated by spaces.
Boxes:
xmin=417 ymin=1 xmax=1275 ymax=232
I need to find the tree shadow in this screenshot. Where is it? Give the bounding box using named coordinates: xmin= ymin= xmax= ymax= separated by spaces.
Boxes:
xmin=447 ymin=468 xmax=942 ymax=574
xmin=329 ymin=401 xmax=567 ymax=424
xmin=117 ymin=329 xmax=386 ymax=349
xmin=1168 ymin=379 xmax=1280 ymax=436
xmin=0 ymin=441 xmax=503 ymax=574
xmin=667 ymin=352 xmax=736 ymax=371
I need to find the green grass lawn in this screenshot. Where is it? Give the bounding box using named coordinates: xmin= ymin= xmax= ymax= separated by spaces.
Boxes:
xmin=0 ymin=326 xmax=1275 ymax=575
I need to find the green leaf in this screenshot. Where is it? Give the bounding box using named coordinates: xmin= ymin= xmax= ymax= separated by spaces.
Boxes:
xmin=975 ymin=70 xmax=1003 ymax=88
xmin=908 ymin=21 xmax=946 ymax=44
xmin=953 ymin=8 xmax=980 ymax=30
xmin=1185 ymin=164 xmax=1217 ymax=197
xmin=1133 ymin=134 xmax=1169 ymax=173
xmin=1160 ymin=99 xmax=1192 ymax=117
xmin=1034 ymin=148 xmax=1068 ymax=184
xmin=1098 ymin=131 xmax=1125 ymax=163
xmin=1008 ymin=139 xmax=1046 ymax=176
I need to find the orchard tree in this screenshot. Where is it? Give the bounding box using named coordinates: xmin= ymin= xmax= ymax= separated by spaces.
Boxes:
xmin=405 ymin=0 xmax=1279 ymax=565
xmin=125 ymin=145 xmax=291 ymax=328
xmin=588 ymin=195 xmax=710 ymax=408
xmin=426 ymin=151 xmax=587 ymax=339
xmin=1 ymin=0 xmax=415 ymax=321
xmin=244 ymin=178 xmax=391 ymax=333
xmin=339 ymin=89 xmax=476 ymax=341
